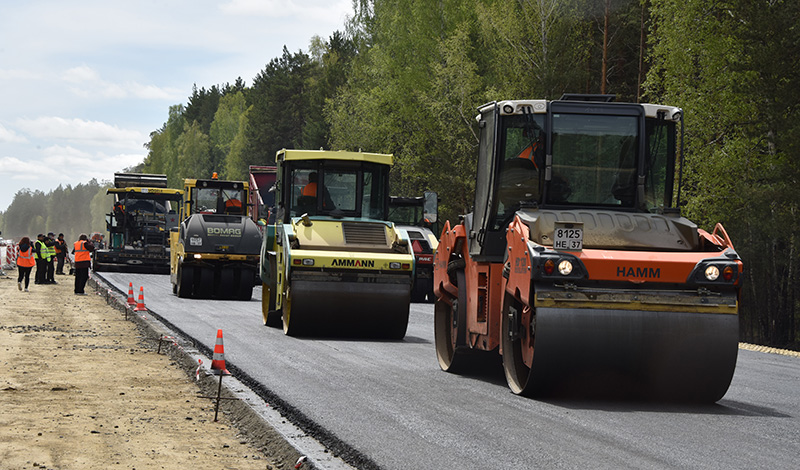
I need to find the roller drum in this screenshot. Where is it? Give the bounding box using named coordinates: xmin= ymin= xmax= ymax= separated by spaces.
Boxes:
xmin=287 ymin=279 xmax=411 ymax=338
xmin=527 ymin=307 xmax=739 ymax=401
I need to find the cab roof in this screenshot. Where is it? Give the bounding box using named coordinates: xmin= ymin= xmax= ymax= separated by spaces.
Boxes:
xmin=107 ymin=187 xmax=183 ymax=197
xmin=276 ymin=149 xmax=393 ymax=166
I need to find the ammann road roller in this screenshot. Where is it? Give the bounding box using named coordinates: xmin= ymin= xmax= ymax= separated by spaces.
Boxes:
xmin=433 ymin=95 xmax=743 ymax=402
xmin=261 ymin=149 xmax=415 ymax=338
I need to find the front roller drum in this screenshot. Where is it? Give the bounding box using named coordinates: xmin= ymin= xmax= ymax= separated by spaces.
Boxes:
xmin=283 ymin=280 xmax=411 ymax=339
xmin=502 ymin=301 xmax=740 ymax=402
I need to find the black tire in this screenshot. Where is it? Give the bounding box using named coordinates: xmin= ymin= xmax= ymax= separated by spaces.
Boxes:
xmin=236 ymin=268 xmax=254 ymax=300
xmin=176 ymin=264 xmax=194 ymax=298
xmin=196 ymin=267 xmax=214 ymax=299
xmin=219 ymin=268 xmax=236 ymax=299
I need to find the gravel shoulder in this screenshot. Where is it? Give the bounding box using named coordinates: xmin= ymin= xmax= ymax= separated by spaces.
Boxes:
xmin=0 ymin=271 xmax=295 ymax=470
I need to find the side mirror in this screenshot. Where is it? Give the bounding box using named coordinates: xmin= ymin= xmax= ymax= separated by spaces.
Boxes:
xmin=423 ymin=191 xmax=438 ymax=223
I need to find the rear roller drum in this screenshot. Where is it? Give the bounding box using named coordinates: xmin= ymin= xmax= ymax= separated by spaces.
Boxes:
xmin=281 ymin=286 xmax=299 ymax=336
xmin=434 ymin=270 xmax=468 ymax=372
xmin=261 ymin=282 xmax=281 ymax=327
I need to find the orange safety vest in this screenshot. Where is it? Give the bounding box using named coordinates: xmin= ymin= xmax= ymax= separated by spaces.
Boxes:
xmin=301 ymin=182 xmax=317 ymax=197
xmin=16 ymin=247 xmax=35 ymax=268
xmin=225 ymin=198 xmax=242 ymax=209
xmin=74 ymin=240 xmax=91 ymax=263
xmin=517 ymin=141 xmax=541 ymax=169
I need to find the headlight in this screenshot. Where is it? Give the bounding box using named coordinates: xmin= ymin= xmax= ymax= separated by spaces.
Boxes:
xmin=558 ymin=260 xmax=573 ymax=276
xmin=704 ymin=265 xmax=720 ymax=281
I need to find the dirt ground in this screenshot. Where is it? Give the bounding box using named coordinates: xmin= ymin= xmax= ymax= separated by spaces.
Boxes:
xmin=0 ymin=270 xmax=295 ymax=470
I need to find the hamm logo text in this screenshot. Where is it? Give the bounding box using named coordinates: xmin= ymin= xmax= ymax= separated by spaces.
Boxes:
xmin=616 ymin=266 xmax=660 ymax=279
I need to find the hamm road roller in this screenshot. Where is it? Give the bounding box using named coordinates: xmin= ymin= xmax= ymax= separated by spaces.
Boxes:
xmin=261 ymin=149 xmax=415 ymax=338
xmin=434 ymin=95 xmax=743 ymax=401
xmin=169 ymin=174 xmax=262 ymax=300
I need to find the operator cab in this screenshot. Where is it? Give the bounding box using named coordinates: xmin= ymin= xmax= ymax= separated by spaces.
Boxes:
xmin=471 ymin=96 xmax=682 ymax=260
xmin=276 ymin=150 xmax=391 ymax=222
xmin=186 ymin=180 xmax=247 ymax=216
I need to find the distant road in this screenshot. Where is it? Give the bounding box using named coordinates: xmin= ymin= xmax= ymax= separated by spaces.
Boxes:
xmin=99 ymin=272 xmax=800 ymax=470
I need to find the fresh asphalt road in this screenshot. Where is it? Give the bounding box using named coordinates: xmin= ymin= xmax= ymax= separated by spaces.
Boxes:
xmin=99 ymin=272 xmax=799 ymax=470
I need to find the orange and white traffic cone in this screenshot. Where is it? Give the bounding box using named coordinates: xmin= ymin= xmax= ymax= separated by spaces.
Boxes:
xmin=127 ymin=282 xmax=135 ymax=305
xmin=133 ymin=286 xmax=147 ymax=312
xmin=210 ymin=329 xmax=230 ymax=375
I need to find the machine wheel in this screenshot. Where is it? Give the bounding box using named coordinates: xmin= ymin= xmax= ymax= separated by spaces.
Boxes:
xmin=219 ymin=268 xmax=236 ymax=299
xmin=176 ymin=264 xmax=194 ymax=298
xmin=197 ymin=267 xmax=215 ymax=299
xmin=434 ymin=270 xmax=468 ymax=372
xmin=501 ymin=292 xmax=537 ymax=396
xmin=236 ymin=269 xmax=254 ymax=300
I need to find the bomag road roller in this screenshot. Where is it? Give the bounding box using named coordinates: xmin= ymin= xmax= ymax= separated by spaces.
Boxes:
xmin=434 ymin=95 xmax=743 ymax=402
xmin=93 ymin=173 xmax=183 ymax=273
xmin=169 ymin=174 xmax=262 ymax=300
xmin=261 ymin=149 xmax=415 ymax=338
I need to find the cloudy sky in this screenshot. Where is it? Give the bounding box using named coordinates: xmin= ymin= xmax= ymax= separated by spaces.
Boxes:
xmin=0 ymin=0 xmax=354 ymax=211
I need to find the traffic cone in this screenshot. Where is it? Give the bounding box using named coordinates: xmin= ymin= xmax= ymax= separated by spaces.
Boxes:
xmin=210 ymin=329 xmax=230 ymax=375
xmin=133 ymin=286 xmax=147 ymax=312
xmin=127 ymin=282 xmax=135 ymax=305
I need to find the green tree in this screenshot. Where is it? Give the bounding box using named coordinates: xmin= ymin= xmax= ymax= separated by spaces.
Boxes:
xmin=176 ymin=121 xmax=211 ymax=179
xmin=647 ymin=0 xmax=800 ymax=348
xmin=223 ymin=106 xmax=254 ymax=181
xmin=244 ymin=47 xmax=318 ymax=165
xmin=143 ymin=104 xmax=185 ymax=187
xmin=210 ymin=91 xmax=248 ymax=175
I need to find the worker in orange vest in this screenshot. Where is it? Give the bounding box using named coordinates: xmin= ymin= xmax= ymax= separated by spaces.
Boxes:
xmin=72 ymin=234 xmax=95 ymax=295
xmin=224 ymin=194 xmax=243 ymax=214
xmin=16 ymin=236 xmax=36 ymax=292
xmin=302 ymin=172 xmax=318 ymax=197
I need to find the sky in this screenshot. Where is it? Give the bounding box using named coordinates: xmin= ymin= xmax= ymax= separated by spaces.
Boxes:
xmin=0 ymin=0 xmax=354 ymax=212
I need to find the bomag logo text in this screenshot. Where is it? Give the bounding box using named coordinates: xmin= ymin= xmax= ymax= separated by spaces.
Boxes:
xmin=207 ymin=227 xmax=242 ymax=236
xmin=332 ymin=259 xmax=375 ymax=268
xmin=617 ymin=266 xmax=660 ymax=278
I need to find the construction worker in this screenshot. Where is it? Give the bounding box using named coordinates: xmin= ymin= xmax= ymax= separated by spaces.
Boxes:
xmin=302 ymin=172 xmax=318 ymax=197
xmin=54 ymin=233 xmax=68 ymax=275
xmin=72 ymin=234 xmax=95 ymax=295
xmin=223 ymin=192 xmax=243 ymax=214
xmin=33 ymin=234 xmax=48 ymax=285
xmin=16 ymin=236 xmax=35 ymax=292
xmin=516 ymin=134 xmax=544 ymax=170
xmin=45 ymin=232 xmax=57 ymax=284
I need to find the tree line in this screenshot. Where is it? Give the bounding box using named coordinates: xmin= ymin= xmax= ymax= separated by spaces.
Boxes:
xmin=2 ymin=0 xmax=798 ymax=349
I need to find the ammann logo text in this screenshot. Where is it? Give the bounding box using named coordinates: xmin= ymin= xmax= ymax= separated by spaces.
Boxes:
xmin=332 ymin=259 xmax=375 ymax=268
xmin=207 ymin=227 xmax=242 ymax=236
xmin=617 ymin=266 xmax=660 ymax=279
